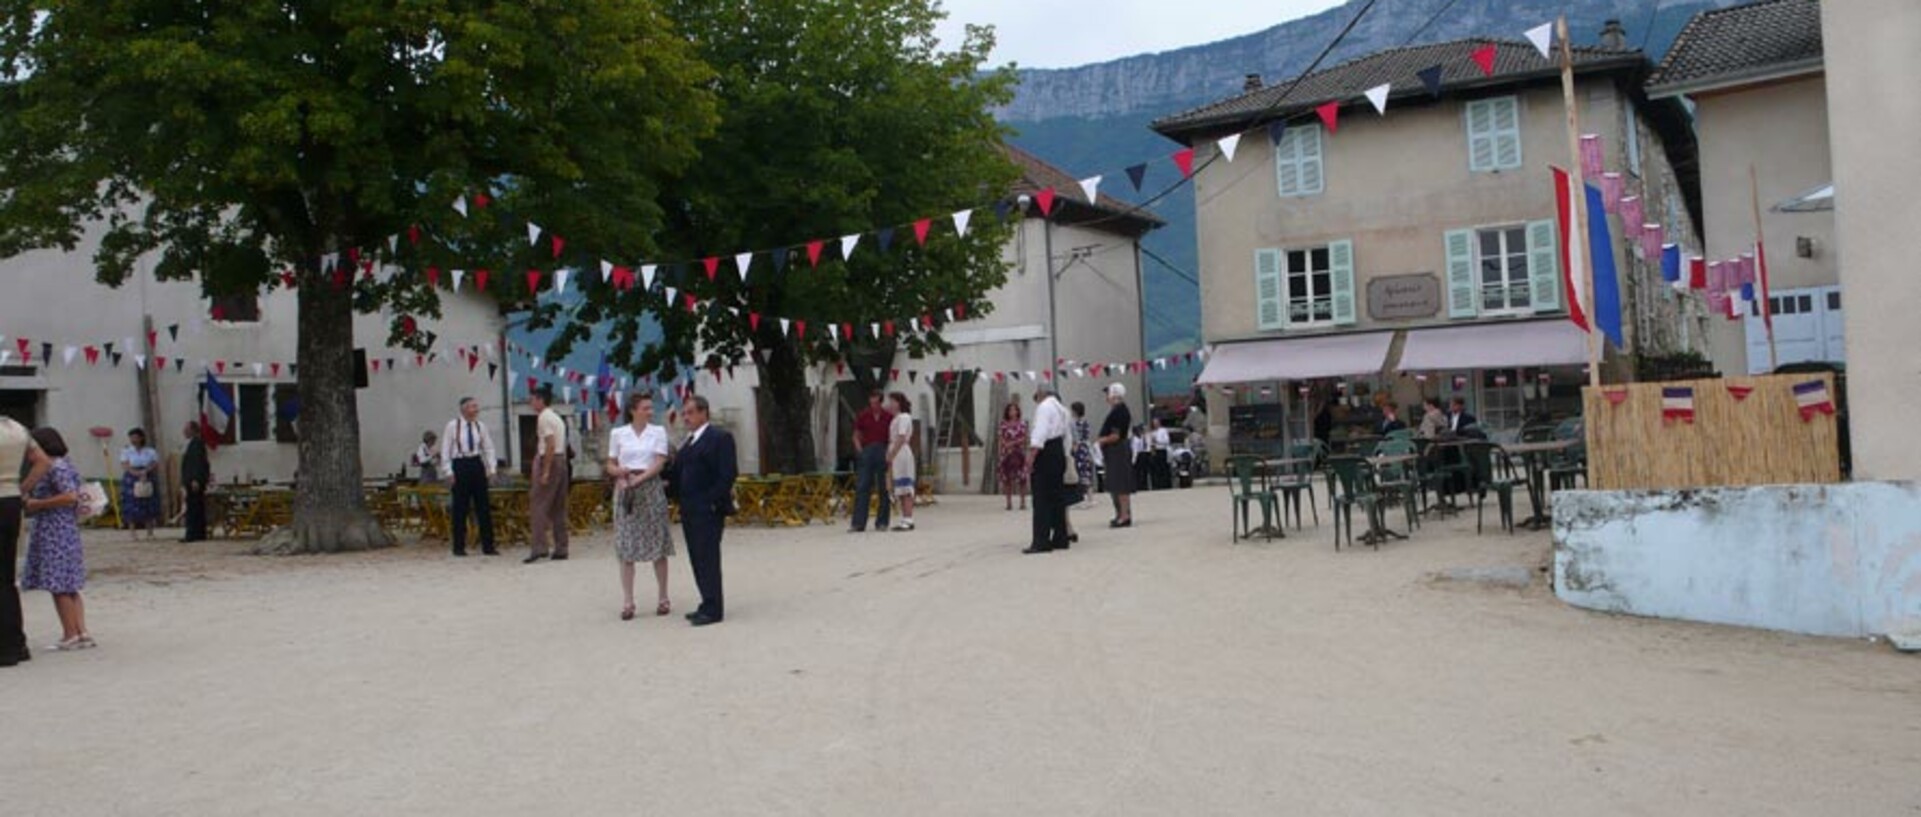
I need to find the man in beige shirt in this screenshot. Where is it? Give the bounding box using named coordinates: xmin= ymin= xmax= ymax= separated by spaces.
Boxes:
xmin=525 ymin=385 xmax=571 ymax=562
xmin=2 ymin=416 xmax=53 ymax=667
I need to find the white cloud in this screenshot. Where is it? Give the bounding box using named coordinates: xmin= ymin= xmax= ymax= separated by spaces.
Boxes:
xmin=936 ymin=0 xmax=1348 ymax=69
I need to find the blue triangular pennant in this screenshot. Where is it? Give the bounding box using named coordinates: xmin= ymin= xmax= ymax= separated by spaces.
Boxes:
xmin=771 ymin=247 xmax=789 ymax=275
xmin=1417 ymin=64 xmax=1445 ymax=98
xmin=1124 ymin=163 xmax=1148 ymax=192
xmin=1266 ymin=121 xmax=1288 ymax=145
xmin=877 ymin=226 xmax=895 ymax=253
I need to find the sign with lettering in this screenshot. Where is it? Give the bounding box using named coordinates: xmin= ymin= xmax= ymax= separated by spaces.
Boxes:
xmin=1367 ymin=274 xmax=1441 ymax=321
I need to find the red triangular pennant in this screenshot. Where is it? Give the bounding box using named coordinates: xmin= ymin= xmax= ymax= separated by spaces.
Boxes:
xmin=280 ymin=271 xmax=297 ymax=289
xmin=1727 ymin=384 xmax=1755 ymax=401
xmin=83 ymin=346 xmax=99 ymax=365
xmin=407 ymin=224 xmax=422 ymax=246
xmin=475 ymin=268 xmax=490 ymax=291
xmin=147 ymin=330 xmax=157 ymax=350
xmin=702 ymin=257 xmax=720 ymax=280
xmin=526 ymin=269 xmax=543 ymax=294
xmin=1173 ymin=148 xmax=1196 ymax=178
xmin=551 ymin=235 xmax=565 ymax=259
xmin=1035 ymin=188 xmax=1056 ymax=216
xmin=215 ymin=361 xmax=227 ymax=375
xmin=1316 ymin=101 xmax=1342 ymax=133
xmin=883 ymin=320 xmax=895 ymax=337
xmin=955 ymin=302 xmax=967 ymax=320
xmin=426 ymin=267 xmax=441 ymax=288
xmin=154 ymin=355 xmax=167 ymax=370
xmin=1604 ymin=388 xmax=1630 ymax=406
xmin=841 ymin=323 xmax=853 ymax=340
xmin=472 ymin=191 xmax=491 ymax=209
xmin=749 ymin=312 xmax=762 ymax=332
xmin=912 ymin=218 xmax=933 ymax=246
xmin=806 ymin=241 xmax=825 ymax=267
xmin=271 ymin=362 xmax=282 ymax=377
xmin=1470 ymin=43 xmax=1498 ymax=76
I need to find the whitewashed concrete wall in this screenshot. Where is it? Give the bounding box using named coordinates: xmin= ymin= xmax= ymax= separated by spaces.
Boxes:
xmin=1554 ymin=484 xmax=1921 ymax=638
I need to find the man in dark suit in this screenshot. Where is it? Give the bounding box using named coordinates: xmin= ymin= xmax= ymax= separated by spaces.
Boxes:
xmin=670 ymin=395 xmax=737 ymax=626
xmin=180 ymin=422 xmax=211 ymax=542
xmin=1447 ymin=398 xmax=1479 ymax=434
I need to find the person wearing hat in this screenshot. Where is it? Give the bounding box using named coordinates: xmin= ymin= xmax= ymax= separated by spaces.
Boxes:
xmin=526 ymin=384 xmax=571 ymax=562
xmin=1095 ymin=383 xmax=1135 ymax=527
xmin=1024 ymin=384 xmax=1072 ymax=554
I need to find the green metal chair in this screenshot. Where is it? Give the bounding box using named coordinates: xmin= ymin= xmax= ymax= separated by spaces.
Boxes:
xmin=1226 ymin=456 xmax=1281 ymax=543
xmin=1547 ymin=418 xmax=1588 ymax=492
xmin=1371 ymin=438 xmax=1422 ymax=531
xmin=1465 ymin=441 xmax=1522 ymax=534
xmin=1271 ymin=441 xmax=1320 ymax=530
xmin=1325 ymin=456 xmax=1379 ymax=550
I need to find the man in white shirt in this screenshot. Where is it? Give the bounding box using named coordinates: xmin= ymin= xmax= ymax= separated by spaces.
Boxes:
xmin=2 ymin=417 xmax=52 ymax=666
xmin=1149 ymin=417 xmax=1172 ymax=490
xmin=440 ymin=397 xmax=499 ymax=557
xmin=1024 ymin=385 xmax=1072 ymax=554
xmin=525 ymin=385 xmax=571 ymax=563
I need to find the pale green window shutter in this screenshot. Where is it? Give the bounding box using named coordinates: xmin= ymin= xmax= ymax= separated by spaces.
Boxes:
xmin=1276 ymin=126 xmax=1324 ymax=197
xmin=1466 ymin=100 xmax=1496 ymax=172
xmin=1491 ymin=97 xmax=1522 ymax=170
xmin=1525 ymin=219 xmax=1563 ymax=312
xmin=1256 ymin=248 xmax=1286 ymax=330
xmin=1445 ymin=229 xmax=1479 ymax=318
xmin=1329 ymin=239 xmax=1357 ymax=325
xmin=1297 ymin=125 xmax=1324 ymax=195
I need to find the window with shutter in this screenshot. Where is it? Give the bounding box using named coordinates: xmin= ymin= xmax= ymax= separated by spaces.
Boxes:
xmin=1256 ymin=249 xmax=1285 ymax=330
xmin=1524 ymin=219 xmax=1562 ymax=312
xmin=1445 ymin=229 xmax=1478 ymax=318
xmin=1274 ymin=125 xmax=1324 ymax=197
xmin=1466 ymin=96 xmax=1522 ymax=172
xmin=1328 ymin=240 xmax=1357 ymax=325
xmin=1475 ymin=225 xmax=1533 ymax=315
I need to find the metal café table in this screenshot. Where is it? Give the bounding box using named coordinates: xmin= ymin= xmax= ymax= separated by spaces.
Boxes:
xmin=1420 ymin=439 xmax=1474 ymax=517
xmin=1500 ymin=440 xmax=1577 ymax=531
xmin=1260 ymin=456 xmax=1318 ymax=532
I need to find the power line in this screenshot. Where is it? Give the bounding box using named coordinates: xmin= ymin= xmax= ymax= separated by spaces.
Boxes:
xmin=1139 ymin=243 xmax=1199 ymax=288
xmin=1638 ymin=0 xmax=1667 ymax=51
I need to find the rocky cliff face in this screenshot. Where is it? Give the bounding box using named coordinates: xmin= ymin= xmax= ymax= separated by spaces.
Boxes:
xmin=998 ymin=0 xmax=1738 ymax=123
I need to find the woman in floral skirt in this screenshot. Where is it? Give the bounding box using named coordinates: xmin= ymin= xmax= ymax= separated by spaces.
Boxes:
xmin=997 ymin=401 xmax=1029 ymax=511
xmin=118 ymin=427 xmax=160 ymax=540
xmin=23 ymin=428 xmax=91 ymax=651
xmin=605 ymin=392 xmax=674 ymax=620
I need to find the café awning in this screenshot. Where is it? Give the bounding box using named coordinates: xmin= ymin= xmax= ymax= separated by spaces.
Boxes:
xmin=1397 ymin=320 xmax=1589 ymax=372
xmin=1196 ymin=331 xmax=1396 ymax=385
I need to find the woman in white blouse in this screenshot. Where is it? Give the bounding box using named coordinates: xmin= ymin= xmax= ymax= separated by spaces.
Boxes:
xmin=604 ymin=392 xmax=675 ymax=620
xmin=886 ymin=392 xmax=916 ymax=531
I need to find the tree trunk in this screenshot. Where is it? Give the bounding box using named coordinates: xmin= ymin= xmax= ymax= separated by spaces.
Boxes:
xmin=257 ymin=268 xmax=393 ymax=554
xmin=756 ymin=337 xmax=818 ymax=474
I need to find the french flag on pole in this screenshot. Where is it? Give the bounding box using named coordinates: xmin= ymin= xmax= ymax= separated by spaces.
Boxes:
xmin=202 ymin=370 xmax=236 ymax=448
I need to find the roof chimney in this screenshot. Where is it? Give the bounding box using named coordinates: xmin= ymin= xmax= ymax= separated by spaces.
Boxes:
xmin=1600 ymin=19 xmax=1628 ymax=49
xmin=1244 ymin=73 xmax=1264 ymax=92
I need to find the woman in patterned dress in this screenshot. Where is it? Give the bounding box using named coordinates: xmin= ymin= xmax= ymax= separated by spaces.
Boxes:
xmin=23 ymin=428 xmax=92 ymax=651
xmin=886 ymin=393 xmax=917 ymax=531
xmin=997 ymin=402 xmax=1028 ymax=511
xmin=604 ymin=393 xmax=675 ymax=621
xmin=1070 ymin=402 xmax=1096 ymax=502
xmin=118 ymin=428 xmax=160 ymax=540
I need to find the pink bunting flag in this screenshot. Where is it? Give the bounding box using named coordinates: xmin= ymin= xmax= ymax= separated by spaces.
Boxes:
xmin=1641 ymin=224 xmax=1664 ymax=261
xmin=1619 ymin=195 xmax=1643 ymax=233
xmin=1600 ymin=173 xmax=1624 ymax=214
xmin=1470 ymin=43 xmax=1498 ymax=76
xmin=912 ymin=218 xmax=932 ymax=246
xmin=1172 ymin=148 xmax=1196 ymax=178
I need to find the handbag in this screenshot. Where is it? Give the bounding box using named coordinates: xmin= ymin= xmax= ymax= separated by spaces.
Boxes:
xmin=132 ymin=478 xmax=154 ymax=499
xmin=79 ymin=482 xmax=109 ymax=519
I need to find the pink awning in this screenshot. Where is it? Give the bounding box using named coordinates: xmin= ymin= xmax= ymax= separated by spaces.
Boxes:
xmin=1196 ymin=332 xmax=1395 ymax=384
xmin=1397 ymin=320 xmax=1588 ymax=371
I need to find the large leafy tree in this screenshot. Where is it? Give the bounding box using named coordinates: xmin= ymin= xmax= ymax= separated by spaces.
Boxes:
xmin=0 ymin=1 xmax=716 ymax=552
xmin=545 ymin=0 xmax=1018 ymax=474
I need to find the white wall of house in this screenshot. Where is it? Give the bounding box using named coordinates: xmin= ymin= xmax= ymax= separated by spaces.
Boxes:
xmin=0 ymin=221 xmax=509 ymax=485
xmin=1823 ymin=0 xmax=1921 ymax=482
xmin=1689 ymin=75 xmax=1837 ymax=375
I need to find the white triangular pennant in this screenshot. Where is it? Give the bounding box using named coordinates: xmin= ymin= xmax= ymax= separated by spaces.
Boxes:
xmin=779 ymin=318 xmax=792 ymax=336
xmin=952 ymin=210 xmax=973 ymax=238
xmin=641 ymin=265 xmax=658 ymax=290
xmin=1365 ymin=83 xmax=1391 ymax=115
xmin=252 ymin=363 xmax=264 ymax=378
xmin=600 ymin=260 xmax=614 ymax=283
xmin=911 ymin=318 xmax=922 ymax=333
xmin=553 ymin=269 xmax=570 ymax=294
xmin=321 ymin=252 xmax=340 ymax=273
xmin=840 ymin=234 xmax=861 ymax=260
xmin=1079 ymin=175 xmax=1102 ymax=202
xmin=532 ymin=356 xmax=543 ymax=371
xmin=62 ymin=347 xmax=77 ymax=366
xmin=665 ymin=286 xmax=678 ymax=305
xmin=527 ymin=223 xmax=543 ymax=246
xmin=564 ymin=386 xmax=574 ymax=403
xmin=452 ymin=196 xmax=468 ymax=217
xmin=1525 ymin=22 xmax=1554 ymax=60
xmin=945 ymin=308 xmax=956 ymax=323
xmin=1025 ymin=371 xmax=1037 ymax=382
xmin=0 ymin=351 xmax=11 ymax=366
xmin=387 ymin=234 xmax=399 ymax=255
xmin=871 ymin=323 xmax=882 ymax=338
xmin=452 ymin=269 xmax=467 ymax=291
xmin=134 ymin=354 xmax=147 ymax=370
xmin=1218 ymin=134 xmax=1242 ymax=162
xmin=735 ymin=252 xmax=754 ymax=282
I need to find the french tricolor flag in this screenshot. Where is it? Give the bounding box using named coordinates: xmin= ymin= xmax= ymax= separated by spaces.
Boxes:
xmin=1661 ymin=386 xmax=1695 ymax=425
xmin=202 ymin=370 xmax=236 ymax=448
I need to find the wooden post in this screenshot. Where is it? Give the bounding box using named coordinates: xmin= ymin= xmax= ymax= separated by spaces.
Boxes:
xmin=1558 ymin=16 xmax=1602 ymax=388
xmin=1749 ymin=164 xmax=1780 ymax=371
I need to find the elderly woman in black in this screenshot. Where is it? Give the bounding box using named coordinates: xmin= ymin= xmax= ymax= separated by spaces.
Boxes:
xmin=1095 ymin=383 xmax=1135 ymax=528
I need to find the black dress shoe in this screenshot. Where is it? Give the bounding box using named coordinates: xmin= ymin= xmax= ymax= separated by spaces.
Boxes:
xmin=1021 ymin=545 xmax=1054 ymax=554
xmin=688 ymin=613 xmax=722 ymax=627
xmin=1068 ymin=533 xmax=1079 ymax=543
xmin=482 ymin=548 xmax=500 ymax=556
xmin=523 ymin=554 xmax=547 ymax=564
xmin=550 ymin=553 xmax=568 ymax=561
xmin=452 ymin=550 xmax=469 ymax=557
xmin=685 ymin=611 xmax=701 ymax=621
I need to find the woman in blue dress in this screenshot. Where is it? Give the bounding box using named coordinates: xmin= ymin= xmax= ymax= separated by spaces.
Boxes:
xmin=118 ymin=427 xmax=160 ymax=540
xmin=24 ymin=428 xmax=92 ymax=651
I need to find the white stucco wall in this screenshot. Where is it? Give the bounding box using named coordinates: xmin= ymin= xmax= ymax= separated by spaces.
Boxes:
xmin=1554 ymin=484 xmax=1921 ymax=638
xmin=0 ymin=222 xmax=509 ymax=484
xmin=1823 ymin=0 xmax=1921 ymax=482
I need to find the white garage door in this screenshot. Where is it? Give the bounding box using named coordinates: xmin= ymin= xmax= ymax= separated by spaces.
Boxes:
xmin=1745 ymin=286 xmax=1843 ymax=374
